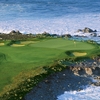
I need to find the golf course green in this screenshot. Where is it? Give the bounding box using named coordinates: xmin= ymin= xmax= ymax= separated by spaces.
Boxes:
xmin=0 ymin=38 xmax=98 ymax=92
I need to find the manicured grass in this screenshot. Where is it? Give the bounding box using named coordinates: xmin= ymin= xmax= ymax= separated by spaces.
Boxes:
xmin=29 ymin=38 xmax=95 ymax=50
xmin=0 ymin=38 xmax=98 ymax=91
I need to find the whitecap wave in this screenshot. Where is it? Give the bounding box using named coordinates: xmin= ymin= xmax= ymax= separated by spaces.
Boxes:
xmin=0 ymin=13 xmax=100 ymax=35
xmin=57 ymin=86 xmax=100 ymax=100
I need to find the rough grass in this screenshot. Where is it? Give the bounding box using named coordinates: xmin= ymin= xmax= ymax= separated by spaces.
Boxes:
xmin=0 ymin=38 xmax=98 ymax=91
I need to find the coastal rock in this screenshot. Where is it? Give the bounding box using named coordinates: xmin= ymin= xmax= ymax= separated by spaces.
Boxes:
xmin=61 ymin=34 xmax=72 ymax=38
xmin=24 ymin=57 xmax=100 ymax=100
xmin=9 ymin=30 xmax=22 ymax=35
xmin=90 ymin=33 xmax=97 ymax=37
xmin=76 ymin=29 xmax=82 ymax=32
xmin=42 ymin=32 xmax=50 ymax=36
xmin=77 ymin=27 xmax=97 ymax=33
xmin=93 ymin=67 xmax=100 ymax=75
xmin=92 ymin=82 xmax=100 ymax=86
xmin=9 ymin=30 xmax=16 ymax=35
xmin=24 ymin=68 xmax=93 ymax=100
xmin=85 ymin=68 xmax=92 ymax=75
xmin=70 ymin=65 xmax=100 ymax=76
xmin=82 ymin=27 xmax=94 ymax=33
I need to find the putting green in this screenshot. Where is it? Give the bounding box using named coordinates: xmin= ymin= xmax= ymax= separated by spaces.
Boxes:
xmin=73 ymin=52 xmax=87 ymax=57
xmin=29 ymin=38 xmax=95 ymax=50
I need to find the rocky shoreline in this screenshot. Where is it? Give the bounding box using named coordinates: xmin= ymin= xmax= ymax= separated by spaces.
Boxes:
xmin=24 ymin=57 xmax=100 ymax=100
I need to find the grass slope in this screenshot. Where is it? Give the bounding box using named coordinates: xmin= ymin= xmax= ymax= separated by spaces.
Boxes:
xmin=0 ymin=38 xmax=97 ymax=91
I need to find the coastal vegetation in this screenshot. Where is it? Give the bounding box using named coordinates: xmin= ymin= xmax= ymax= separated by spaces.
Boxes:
xmin=0 ymin=31 xmax=100 ymax=100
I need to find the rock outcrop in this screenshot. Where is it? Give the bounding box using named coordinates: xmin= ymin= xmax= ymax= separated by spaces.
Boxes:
xmin=24 ymin=57 xmax=100 ymax=100
xmin=9 ymin=30 xmax=22 ymax=35
xmin=24 ymin=64 xmax=100 ymax=100
xmin=69 ymin=66 xmax=100 ymax=76
xmin=77 ymin=27 xmax=97 ymax=33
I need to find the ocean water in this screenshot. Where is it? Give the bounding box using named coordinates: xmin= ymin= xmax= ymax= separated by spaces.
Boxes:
xmin=0 ymin=0 xmax=100 ymax=99
xmin=0 ymin=0 xmax=100 ymax=34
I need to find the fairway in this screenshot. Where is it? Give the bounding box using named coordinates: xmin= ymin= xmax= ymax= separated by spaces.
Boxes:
xmin=0 ymin=38 xmax=96 ymax=91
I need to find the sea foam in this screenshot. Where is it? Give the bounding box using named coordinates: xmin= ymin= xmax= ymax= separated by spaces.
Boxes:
xmin=0 ymin=13 xmax=100 ymax=35
xmin=57 ymin=86 xmax=100 ymax=100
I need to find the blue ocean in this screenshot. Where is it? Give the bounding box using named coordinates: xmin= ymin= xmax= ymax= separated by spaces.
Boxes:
xmin=0 ymin=0 xmax=100 ymax=100
xmin=0 ymin=0 xmax=100 ymax=34
xmin=0 ymin=0 xmax=100 ymax=20
xmin=0 ymin=0 xmax=100 ymax=19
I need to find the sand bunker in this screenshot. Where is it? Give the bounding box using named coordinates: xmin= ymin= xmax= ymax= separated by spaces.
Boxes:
xmin=11 ymin=41 xmax=38 ymax=47
xmin=0 ymin=43 xmax=4 ymax=46
xmin=21 ymin=41 xmax=38 ymax=45
xmin=11 ymin=44 xmax=25 ymax=47
xmin=73 ymin=52 xmax=87 ymax=57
